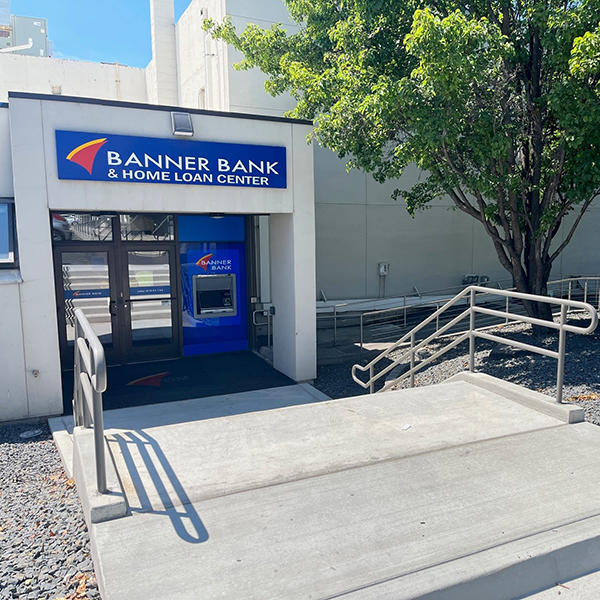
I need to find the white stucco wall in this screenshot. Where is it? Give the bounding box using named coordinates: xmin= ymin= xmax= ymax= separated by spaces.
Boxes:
xmin=0 ymin=106 xmax=28 ymax=421
xmin=176 ymin=0 xmax=229 ymax=111
xmin=148 ymin=0 xmax=179 ymax=105
xmin=4 ymin=94 xmax=316 ymax=420
xmin=0 ymin=54 xmax=148 ymax=103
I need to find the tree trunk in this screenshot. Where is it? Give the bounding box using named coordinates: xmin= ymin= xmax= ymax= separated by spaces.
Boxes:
xmin=509 ymin=248 xmax=554 ymax=335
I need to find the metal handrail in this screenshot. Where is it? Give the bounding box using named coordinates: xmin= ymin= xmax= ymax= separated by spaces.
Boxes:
xmin=316 ymin=278 xmax=512 ymax=346
xmin=355 ymin=275 xmax=600 ymax=348
xmin=352 ymin=285 xmax=598 ymax=403
xmin=73 ymin=308 xmax=108 ymax=494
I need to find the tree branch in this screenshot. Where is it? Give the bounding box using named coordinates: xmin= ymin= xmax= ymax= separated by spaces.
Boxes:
xmin=549 ymin=196 xmax=596 ymax=263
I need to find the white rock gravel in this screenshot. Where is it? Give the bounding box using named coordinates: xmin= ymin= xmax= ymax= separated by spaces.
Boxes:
xmin=0 ymin=421 xmax=100 ymax=600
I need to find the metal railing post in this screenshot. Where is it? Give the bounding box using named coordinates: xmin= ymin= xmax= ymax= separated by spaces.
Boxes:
xmin=584 ymin=281 xmax=588 ymax=304
xmin=73 ymin=319 xmax=81 ymax=427
xmin=410 ymin=332 xmax=415 ymax=387
xmin=73 ymin=309 xmax=108 ymax=496
xmin=266 ymin=311 xmax=272 ymax=349
xmin=556 ymin=304 xmax=567 ymax=404
xmin=333 ymin=305 xmax=337 ymax=346
xmin=360 ymin=314 xmax=364 ymax=349
xmin=369 ymin=365 xmax=374 ymax=394
xmin=505 ymin=296 xmax=509 ymax=325
xmin=93 ymin=388 xmax=107 ymax=493
xmin=469 ymin=288 xmax=476 ymax=371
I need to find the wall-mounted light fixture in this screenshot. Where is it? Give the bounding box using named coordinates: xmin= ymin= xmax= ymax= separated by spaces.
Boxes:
xmin=171 ymin=111 xmax=194 ymax=136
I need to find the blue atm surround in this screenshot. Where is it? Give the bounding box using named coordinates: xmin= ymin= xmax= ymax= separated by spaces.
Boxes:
xmin=178 ymin=215 xmax=248 ymax=356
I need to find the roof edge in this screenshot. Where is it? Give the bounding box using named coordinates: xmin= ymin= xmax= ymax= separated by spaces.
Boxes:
xmin=7 ymin=92 xmax=313 ymax=126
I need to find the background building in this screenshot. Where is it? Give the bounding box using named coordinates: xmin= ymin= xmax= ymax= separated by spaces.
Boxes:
xmin=0 ymin=0 xmax=51 ymax=56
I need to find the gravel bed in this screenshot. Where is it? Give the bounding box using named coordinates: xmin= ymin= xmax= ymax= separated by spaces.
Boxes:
xmin=314 ymin=315 xmax=600 ymax=424
xmin=0 ymin=421 xmax=99 ymax=600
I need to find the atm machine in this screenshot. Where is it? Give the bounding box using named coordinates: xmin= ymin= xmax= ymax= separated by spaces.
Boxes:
xmin=178 ymin=215 xmax=248 ymax=356
xmin=193 ymin=273 xmax=237 ymax=319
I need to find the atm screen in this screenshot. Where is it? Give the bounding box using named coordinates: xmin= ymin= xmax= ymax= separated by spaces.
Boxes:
xmin=193 ymin=273 xmax=237 ymax=318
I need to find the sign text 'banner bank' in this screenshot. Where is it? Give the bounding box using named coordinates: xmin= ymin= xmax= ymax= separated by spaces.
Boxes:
xmin=55 ymin=130 xmax=287 ymax=189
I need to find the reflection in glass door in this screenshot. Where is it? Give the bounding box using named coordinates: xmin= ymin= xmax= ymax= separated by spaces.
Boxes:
xmin=56 ymin=249 xmax=116 ymax=362
xmin=125 ymin=250 xmax=176 ymax=352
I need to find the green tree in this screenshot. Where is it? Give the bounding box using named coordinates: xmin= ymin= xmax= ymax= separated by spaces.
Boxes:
xmin=206 ymin=0 xmax=600 ymax=320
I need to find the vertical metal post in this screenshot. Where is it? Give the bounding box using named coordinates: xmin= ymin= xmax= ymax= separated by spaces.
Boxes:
xmin=360 ymin=314 xmax=364 ymax=349
xmin=556 ymin=304 xmax=567 ymax=404
xmin=267 ymin=312 xmax=272 ymax=349
xmin=82 ymin=374 xmax=91 ymax=429
xmin=584 ymin=281 xmax=588 ymax=304
xmin=505 ymin=296 xmax=510 ymax=324
xmin=73 ymin=320 xmax=81 ymax=427
xmin=333 ymin=305 xmax=337 ymax=346
xmin=435 ymin=304 xmax=440 ymax=331
xmin=404 ymin=305 xmax=407 ymax=328
xmin=93 ymin=389 xmax=108 ymax=493
xmin=469 ymin=289 xmax=476 ymax=372
xmin=369 ymin=365 xmax=374 ymax=394
xmin=410 ymin=332 xmax=415 ymax=387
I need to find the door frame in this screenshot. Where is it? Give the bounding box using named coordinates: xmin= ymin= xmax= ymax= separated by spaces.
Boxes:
xmin=117 ymin=242 xmax=181 ymax=363
xmin=52 ymin=213 xmax=183 ymax=369
xmin=53 ymin=242 xmax=121 ymax=367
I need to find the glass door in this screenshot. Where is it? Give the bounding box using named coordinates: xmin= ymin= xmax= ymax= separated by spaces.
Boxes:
xmin=54 ymin=247 xmax=119 ymax=365
xmin=120 ymin=246 xmax=180 ymax=361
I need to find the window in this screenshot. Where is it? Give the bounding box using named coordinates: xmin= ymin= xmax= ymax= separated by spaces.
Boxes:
xmin=51 ymin=213 xmax=114 ymax=242
xmin=120 ymin=214 xmax=174 ymax=241
xmin=0 ymin=199 xmax=17 ymax=267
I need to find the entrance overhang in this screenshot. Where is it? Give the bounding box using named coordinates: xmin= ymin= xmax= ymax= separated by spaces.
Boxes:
xmin=4 ymin=92 xmax=316 ymax=420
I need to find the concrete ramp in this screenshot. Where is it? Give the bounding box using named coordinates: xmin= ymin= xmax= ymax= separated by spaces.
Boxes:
xmin=81 ymin=375 xmax=600 ymax=599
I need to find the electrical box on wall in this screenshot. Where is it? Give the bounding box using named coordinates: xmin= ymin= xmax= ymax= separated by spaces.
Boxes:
xmin=378 ymin=262 xmax=390 ymax=277
xmin=193 ymin=274 xmax=237 ymax=319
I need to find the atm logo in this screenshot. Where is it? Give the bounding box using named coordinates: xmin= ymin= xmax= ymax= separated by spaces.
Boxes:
xmin=196 ymin=254 xmax=213 ymax=271
xmin=66 ymin=137 xmax=108 ymax=175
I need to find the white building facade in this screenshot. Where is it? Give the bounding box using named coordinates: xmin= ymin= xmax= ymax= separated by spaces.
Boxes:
xmin=0 ymin=93 xmax=316 ymax=421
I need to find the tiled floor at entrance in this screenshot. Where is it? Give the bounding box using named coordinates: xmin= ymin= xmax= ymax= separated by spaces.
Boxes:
xmin=61 ymin=351 xmax=295 ymax=412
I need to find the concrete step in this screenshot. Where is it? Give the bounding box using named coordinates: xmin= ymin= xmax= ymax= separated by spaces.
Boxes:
xmin=93 ymin=419 xmax=600 ymax=600
xmin=70 ymin=373 xmax=600 ymax=600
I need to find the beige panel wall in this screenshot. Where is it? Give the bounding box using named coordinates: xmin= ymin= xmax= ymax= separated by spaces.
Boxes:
xmin=555 ymin=202 xmax=600 ymax=277
xmin=315 ymin=204 xmax=367 ymax=299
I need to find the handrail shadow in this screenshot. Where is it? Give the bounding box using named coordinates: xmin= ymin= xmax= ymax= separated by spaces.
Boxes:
xmin=111 ymin=430 xmax=208 ymax=544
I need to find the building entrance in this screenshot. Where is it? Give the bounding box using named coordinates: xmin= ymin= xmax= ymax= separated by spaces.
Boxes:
xmin=52 ymin=213 xmax=180 ymax=367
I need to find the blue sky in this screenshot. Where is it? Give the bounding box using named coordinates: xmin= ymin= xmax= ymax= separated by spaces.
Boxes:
xmin=11 ymin=1 xmax=193 ymax=67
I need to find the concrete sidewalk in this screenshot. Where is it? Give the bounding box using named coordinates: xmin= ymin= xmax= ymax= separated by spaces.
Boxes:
xmin=59 ymin=374 xmax=600 ymax=599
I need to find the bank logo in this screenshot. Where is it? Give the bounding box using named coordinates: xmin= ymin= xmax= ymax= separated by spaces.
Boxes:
xmin=66 ymin=137 xmax=108 ymax=175
xmin=196 ymin=253 xmax=214 ymax=271
xmin=127 ymin=371 xmax=170 ymax=388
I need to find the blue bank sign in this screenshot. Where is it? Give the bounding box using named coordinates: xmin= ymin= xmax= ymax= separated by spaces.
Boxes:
xmin=55 ymin=130 xmax=287 ymax=189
